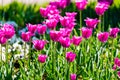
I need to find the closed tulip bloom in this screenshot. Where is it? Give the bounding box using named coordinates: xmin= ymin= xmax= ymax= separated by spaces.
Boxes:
xmin=21 ymin=32 xmax=32 ymax=42
xmin=66 ymin=52 xmax=76 ymax=62
xmin=76 ymin=0 xmax=88 ymax=10
xmin=70 ymin=74 xmax=77 ymax=80
xmin=27 ymin=24 xmax=37 ymax=34
xmin=109 ymin=28 xmax=119 ymax=38
xmin=37 ymin=24 xmax=47 ymax=35
xmin=38 ymin=54 xmax=47 ymax=63
xmin=98 ymin=0 xmax=113 ymax=5
xmin=32 ymin=40 xmax=46 ymax=50
xmin=97 ymin=32 xmax=109 ymax=43
xmin=50 ymin=30 xmax=62 ymax=42
xmin=81 ymin=27 xmax=92 ymax=39
xmin=2 ymin=24 xmax=15 ymax=39
xmin=72 ymin=36 xmax=82 ymax=46
xmin=45 ymin=19 xmax=58 ymax=29
xmin=84 ymin=17 xmax=100 ymax=29
xmin=112 ymin=64 xmax=117 ymax=70
xmin=59 ymin=37 xmax=71 ymax=48
xmin=95 ymin=2 xmax=109 ymax=16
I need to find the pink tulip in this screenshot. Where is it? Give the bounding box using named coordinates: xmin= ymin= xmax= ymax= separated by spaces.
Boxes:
xmin=109 ymin=28 xmax=119 ymax=38
xmin=97 ymin=32 xmax=109 ymax=43
xmin=60 ymin=28 xmax=72 ymax=37
xmin=72 ymin=36 xmax=82 ymax=46
xmin=37 ymin=24 xmax=46 ymax=35
xmin=27 ymin=24 xmax=37 ymax=34
xmin=95 ymin=2 xmax=109 ymax=16
xmin=81 ymin=27 xmax=92 ymax=39
xmin=40 ymin=8 xmax=48 ymax=18
xmin=66 ymin=12 xmax=77 ymax=18
xmin=32 ymin=40 xmax=46 ymax=50
xmin=76 ymin=0 xmax=88 ymax=10
xmin=66 ymin=52 xmax=76 ymax=62
xmin=50 ymin=30 xmax=62 ymax=42
xmin=112 ymin=64 xmax=117 ymax=70
xmin=21 ymin=32 xmax=32 ymax=42
xmin=0 ymin=29 xmax=7 ymax=44
xmin=48 ymin=14 xmax=61 ymax=21
xmin=84 ymin=17 xmax=100 ymax=29
xmin=38 ymin=54 xmax=47 ymax=63
xmin=59 ymin=37 xmax=71 ymax=48
xmin=118 ymin=71 xmax=120 ymax=78
xmin=45 ymin=19 xmax=58 ymax=29
xmin=2 ymin=24 xmax=15 ymax=39
xmin=60 ymin=17 xmax=76 ymax=29
xmin=70 ymin=74 xmax=77 ymax=80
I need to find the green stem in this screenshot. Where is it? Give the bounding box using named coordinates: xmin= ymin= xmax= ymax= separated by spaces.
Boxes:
xmin=66 ymin=62 xmax=70 ymax=80
xmin=102 ymin=14 xmax=104 ymax=32
xmin=1 ymin=44 xmax=2 ymax=62
xmin=98 ymin=15 xmax=102 ymax=32
xmin=80 ymin=10 xmax=82 ymax=36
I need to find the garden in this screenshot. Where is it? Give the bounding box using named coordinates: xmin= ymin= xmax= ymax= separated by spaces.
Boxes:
xmin=0 ymin=0 xmax=120 ymax=80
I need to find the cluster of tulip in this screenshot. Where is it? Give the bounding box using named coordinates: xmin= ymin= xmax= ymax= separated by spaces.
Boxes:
xmin=1 ymin=0 xmax=119 ymax=79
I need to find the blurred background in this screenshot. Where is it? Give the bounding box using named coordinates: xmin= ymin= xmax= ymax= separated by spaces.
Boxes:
xmin=0 ymin=0 xmax=120 ymax=31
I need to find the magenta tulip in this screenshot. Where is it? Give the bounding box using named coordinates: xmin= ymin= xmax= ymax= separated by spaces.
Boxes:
xmin=38 ymin=54 xmax=47 ymax=63
xmin=60 ymin=17 xmax=76 ymax=29
xmin=84 ymin=17 xmax=100 ymax=29
xmin=59 ymin=37 xmax=71 ymax=48
xmin=98 ymin=0 xmax=113 ymax=5
xmin=118 ymin=71 xmax=120 ymax=78
xmin=70 ymin=74 xmax=77 ymax=80
xmin=60 ymin=28 xmax=72 ymax=37
xmin=0 ymin=29 xmax=7 ymax=44
xmin=76 ymin=0 xmax=88 ymax=10
xmin=72 ymin=36 xmax=82 ymax=46
xmin=32 ymin=40 xmax=46 ymax=50
xmin=66 ymin=52 xmax=76 ymax=62
xmin=27 ymin=24 xmax=37 ymax=34
xmin=21 ymin=32 xmax=32 ymax=42
xmin=95 ymin=2 xmax=109 ymax=16
xmin=2 ymin=24 xmax=15 ymax=39
xmin=40 ymin=8 xmax=48 ymax=18
xmin=81 ymin=27 xmax=92 ymax=39
xmin=45 ymin=19 xmax=58 ymax=29
xmin=37 ymin=24 xmax=46 ymax=35
xmin=109 ymin=28 xmax=119 ymax=38
xmin=66 ymin=12 xmax=77 ymax=18
xmin=50 ymin=30 xmax=62 ymax=42
xmin=97 ymin=32 xmax=109 ymax=43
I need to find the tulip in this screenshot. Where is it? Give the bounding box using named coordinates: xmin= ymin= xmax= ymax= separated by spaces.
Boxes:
xmin=50 ymin=30 xmax=62 ymax=42
xmin=60 ymin=17 xmax=76 ymax=29
xmin=66 ymin=12 xmax=77 ymax=18
xmin=70 ymin=74 xmax=77 ymax=80
xmin=118 ymin=71 xmax=120 ymax=78
xmin=66 ymin=52 xmax=76 ymax=62
xmin=76 ymin=0 xmax=88 ymax=10
xmin=37 ymin=24 xmax=47 ymax=35
xmin=45 ymin=19 xmax=58 ymax=29
xmin=81 ymin=27 xmax=92 ymax=39
xmin=109 ymin=28 xmax=119 ymax=38
xmin=97 ymin=32 xmax=109 ymax=43
xmin=40 ymin=8 xmax=48 ymax=18
xmin=0 ymin=37 xmax=7 ymax=44
xmin=95 ymin=2 xmax=109 ymax=16
xmin=59 ymin=37 xmax=71 ymax=48
xmin=72 ymin=36 xmax=82 ymax=46
xmin=112 ymin=65 xmax=117 ymax=70
xmin=27 ymin=24 xmax=37 ymax=34
xmin=38 ymin=54 xmax=47 ymax=63
xmin=98 ymin=0 xmax=113 ymax=5
xmin=84 ymin=17 xmax=100 ymax=29
xmin=21 ymin=32 xmax=32 ymax=42
xmin=60 ymin=28 xmax=72 ymax=37
xmin=2 ymin=24 xmax=15 ymax=39
xmin=32 ymin=40 xmax=46 ymax=50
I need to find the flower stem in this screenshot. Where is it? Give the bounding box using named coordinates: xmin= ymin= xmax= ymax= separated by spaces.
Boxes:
xmin=80 ymin=10 xmax=82 ymax=36
xmin=66 ymin=62 xmax=70 ymax=80
xmin=98 ymin=15 xmax=102 ymax=32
